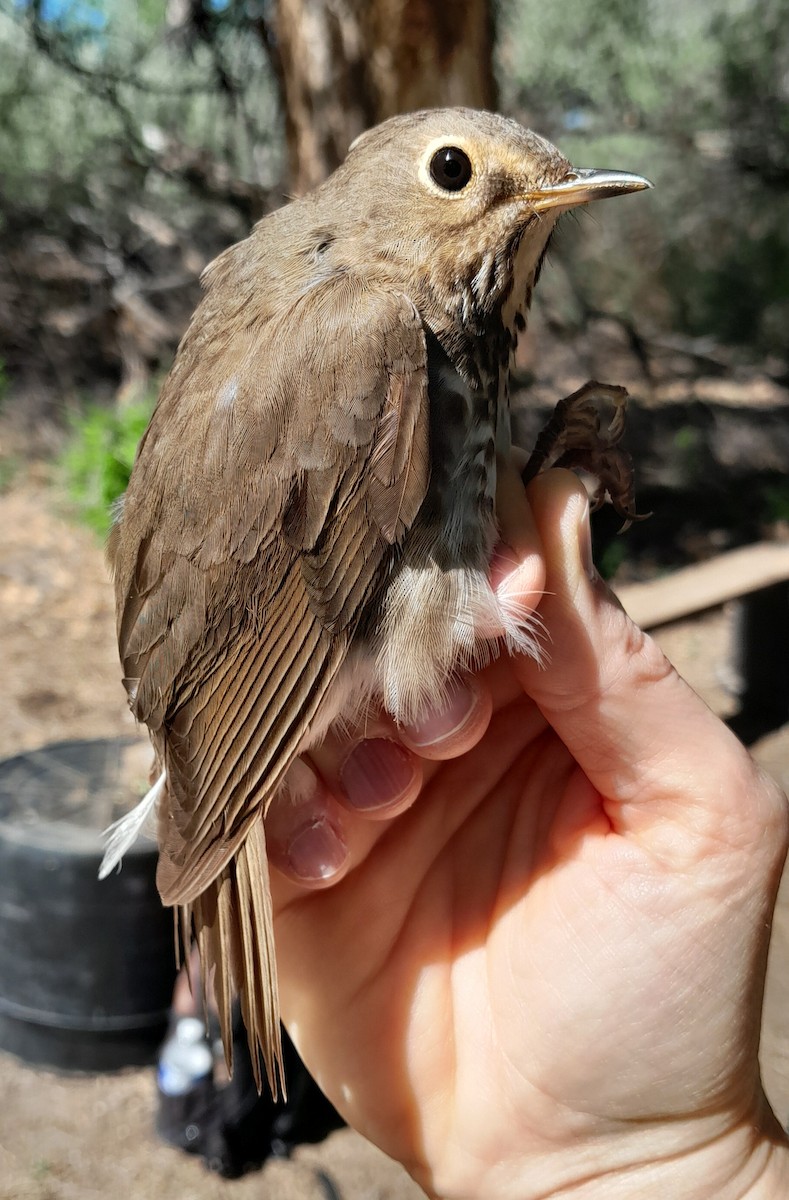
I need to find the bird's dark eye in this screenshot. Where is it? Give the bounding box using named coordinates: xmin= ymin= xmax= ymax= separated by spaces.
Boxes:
xmin=429 ymin=146 xmax=473 ymax=192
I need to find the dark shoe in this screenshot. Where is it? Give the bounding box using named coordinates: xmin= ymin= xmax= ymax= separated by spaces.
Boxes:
xmin=155 ymin=1006 xmax=345 ymax=1178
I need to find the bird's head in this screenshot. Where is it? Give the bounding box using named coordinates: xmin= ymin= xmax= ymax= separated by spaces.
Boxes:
xmin=316 ymin=107 xmax=651 ymax=334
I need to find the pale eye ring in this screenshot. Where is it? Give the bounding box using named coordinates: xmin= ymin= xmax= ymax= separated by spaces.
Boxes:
xmin=429 ymin=146 xmax=473 ymax=192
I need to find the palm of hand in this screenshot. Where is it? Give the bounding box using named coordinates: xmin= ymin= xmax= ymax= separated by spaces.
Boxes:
xmin=274 ymin=664 xmax=763 ymax=1197
xmin=269 ymin=474 xmax=784 ymax=1199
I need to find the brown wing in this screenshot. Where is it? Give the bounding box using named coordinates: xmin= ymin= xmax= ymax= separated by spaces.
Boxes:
xmin=110 ymin=275 xmax=429 ymax=1092
xmin=110 ymin=275 xmax=430 ymax=904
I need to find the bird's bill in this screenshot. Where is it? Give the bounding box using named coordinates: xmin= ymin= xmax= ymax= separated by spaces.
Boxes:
xmin=528 ymin=168 xmax=653 ymax=212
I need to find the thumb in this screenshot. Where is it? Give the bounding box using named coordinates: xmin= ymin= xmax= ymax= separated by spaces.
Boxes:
xmin=515 ymin=470 xmax=784 ymax=866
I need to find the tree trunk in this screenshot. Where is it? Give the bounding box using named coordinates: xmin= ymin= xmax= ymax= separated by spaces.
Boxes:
xmin=272 ymin=0 xmax=496 ymax=194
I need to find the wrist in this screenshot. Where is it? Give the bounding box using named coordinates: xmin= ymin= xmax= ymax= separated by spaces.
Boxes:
xmin=544 ymin=1107 xmax=789 ymax=1200
xmin=565 ymin=1126 xmax=789 ymax=1200
xmin=734 ymin=1113 xmax=789 ymax=1200
xmin=424 ymin=1098 xmax=789 ymax=1200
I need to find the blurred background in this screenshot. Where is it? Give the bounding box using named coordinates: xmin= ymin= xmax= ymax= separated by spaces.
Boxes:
xmin=1 ymin=0 xmax=788 ymax=560
xmin=0 ymin=1 xmax=788 ymax=1198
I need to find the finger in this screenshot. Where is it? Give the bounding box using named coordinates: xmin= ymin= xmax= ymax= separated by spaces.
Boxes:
xmin=397 ymin=674 xmax=494 ymax=760
xmin=494 ymin=450 xmax=543 ymax=565
xmin=516 ymin=469 xmax=786 ymax=860
xmin=490 ymin=450 xmax=547 ymax=616
xmin=266 ymin=676 xmax=493 ymax=891
xmin=311 ymin=714 xmax=425 ymax=818
xmin=265 ymin=758 xmax=351 ymax=889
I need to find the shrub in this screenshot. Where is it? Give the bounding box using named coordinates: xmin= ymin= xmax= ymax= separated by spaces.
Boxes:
xmin=59 ymin=398 xmax=154 ymax=535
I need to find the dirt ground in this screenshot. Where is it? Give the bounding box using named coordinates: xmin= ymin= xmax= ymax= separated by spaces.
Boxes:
xmin=1 ymin=473 xmax=789 ymax=1200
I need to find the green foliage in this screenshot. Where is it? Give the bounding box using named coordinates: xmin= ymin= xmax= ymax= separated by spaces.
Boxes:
xmin=1 ymin=0 xmax=788 ymax=376
xmin=31 ymin=1158 xmax=53 ymax=1182
xmin=497 ymin=0 xmax=789 ymax=358
xmin=674 ymin=426 xmax=700 ymax=454
xmin=0 ymin=357 xmax=13 ymax=490
xmin=715 ymin=0 xmax=789 ymax=180
xmin=0 ymin=4 xmax=281 ymax=212
xmin=596 ymin=536 xmax=627 ymax=581
xmin=59 ymin=397 xmax=154 ymax=535
xmin=498 ymin=0 xmax=721 ymax=134
xmin=761 ymin=481 xmax=789 ymax=524
xmin=0 ymin=454 xmax=19 ymax=494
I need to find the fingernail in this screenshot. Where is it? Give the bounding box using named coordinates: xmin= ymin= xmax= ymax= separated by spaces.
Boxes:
xmin=286 ymin=818 xmax=348 ymax=881
xmin=340 ymin=738 xmax=416 ymax=810
xmin=402 ymin=680 xmax=476 ymax=747
xmin=578 ymin=498 xmax=595 ymax=581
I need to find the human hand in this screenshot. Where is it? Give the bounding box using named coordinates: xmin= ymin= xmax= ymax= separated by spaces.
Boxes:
xmin=265 ymin=469 xmax=789 ymax=1199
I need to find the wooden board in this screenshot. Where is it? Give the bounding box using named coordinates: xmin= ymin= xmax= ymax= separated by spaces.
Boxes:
xmin=614 ymin=542 xmax=789 ymax=630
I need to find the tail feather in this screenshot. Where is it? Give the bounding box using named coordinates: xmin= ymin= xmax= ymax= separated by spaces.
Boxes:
xmin=184 ymin=821 xmax=284 ymax=1096
xmin=234 ymin=821 xmax=282 ymax=1093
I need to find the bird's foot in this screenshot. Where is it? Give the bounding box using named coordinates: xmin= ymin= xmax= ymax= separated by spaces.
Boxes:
xmin=521 ymin=380 xmax=649 ymax=530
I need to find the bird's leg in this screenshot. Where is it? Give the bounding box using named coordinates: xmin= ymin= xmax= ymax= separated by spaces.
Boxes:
xmin=521 ymin=380 xmax=648 ymax=530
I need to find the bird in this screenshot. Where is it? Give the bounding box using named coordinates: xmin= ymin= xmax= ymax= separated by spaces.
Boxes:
xmin=99 ymin=107 xmax=651 ymax=1094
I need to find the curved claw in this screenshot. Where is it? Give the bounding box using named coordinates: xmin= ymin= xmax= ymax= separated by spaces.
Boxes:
xmin=520 ymin=379 xmax=648 ymax=529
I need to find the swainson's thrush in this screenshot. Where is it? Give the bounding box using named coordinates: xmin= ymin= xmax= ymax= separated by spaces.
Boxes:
xmin=100 ymin=108 xmax=651 ymax=1092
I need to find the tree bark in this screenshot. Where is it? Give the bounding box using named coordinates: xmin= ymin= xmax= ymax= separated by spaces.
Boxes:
xmin=272 ymin=0 xmax=496 ymax=194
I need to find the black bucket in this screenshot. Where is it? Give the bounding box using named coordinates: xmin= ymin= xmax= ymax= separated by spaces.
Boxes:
xmin=0 ymin=737 xmax=176 ymax=1071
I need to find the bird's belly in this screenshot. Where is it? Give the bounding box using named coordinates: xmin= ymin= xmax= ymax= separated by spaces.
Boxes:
xmin=345 ymin=351 xmax=528 ymax=725
xmin=304 ymin=546 xmax=540 ymax=748
xmin=306 ymin=357 xmax=536 ymax=736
